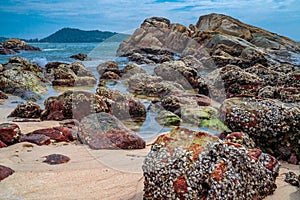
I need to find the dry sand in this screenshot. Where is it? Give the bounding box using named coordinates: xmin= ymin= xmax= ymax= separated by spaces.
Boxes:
xmin=0 ymin=97 xmax=299 ymax=199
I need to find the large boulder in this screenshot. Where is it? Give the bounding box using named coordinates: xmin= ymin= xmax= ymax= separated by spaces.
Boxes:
xmin=79 ymin=112 xmax=145 ymax=149
xmin=0 ymin=57 xmax=49 ymax=100
xmin=143 ymin=127 xmax=279 ymax=199
xmin=219 ymin=97 xmax=300 ymax=164
xmin=117 ymin=14 xmax=300 ymax=69
xmin=0 ymin=123 xmax=21 ymax=145
xmin=196 ymin=13 xmax=300 ymax=52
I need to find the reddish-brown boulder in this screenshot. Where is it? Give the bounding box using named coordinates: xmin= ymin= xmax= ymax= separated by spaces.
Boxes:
xmin=0 ymin=165 xmax=14 ymax=181
xmin=41 ymin=98 xmax=65 ymax=121
xmin=79 ymin=112 xmax=145 ymax=149
xmin=0 ymin=140 xmax=7 ymax=148
xmin=31 ymin=126 xmax=74 ymax=142
xmin=20 ymin=134 xmax=51 ymax=145
xmin=0 ymin=123 xmax=21 ymax=145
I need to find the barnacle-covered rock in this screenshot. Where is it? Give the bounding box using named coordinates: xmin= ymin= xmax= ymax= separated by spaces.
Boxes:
xmin=8 ymin=101 xmax=42 ymax=118
xmin=219 ymin=97 xmax=300 ymax=164
xmin=79 ymin=112 xmax=145 ymax=149
xmin=96 ymin=87 xmax=146 ymax=121
xmin=222 ymin=131 xmax=256 ymax=149
xmin=143 ymin=127 xmax=279 ymax=200
xmin=41 ymin=90 xmax=110 ymax=121
xmin=154 ymin=60 xmax=209 ymax=95
xmin=127 ymin=73 xmax=184 ymax=98
xmin=51 ymin=61 xmax=96 ymax=86
xmin=204 ymin=65 xmax=263 ymax=102
xmin=121 ymin=63 xmax=146 ymax=79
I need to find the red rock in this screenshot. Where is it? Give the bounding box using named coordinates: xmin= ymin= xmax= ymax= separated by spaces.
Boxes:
xmin=0 ymin=123 xmax=21 ymax=145
xmin=20 ymin=134 xmax=51 ymax=145
xmin=0 ymin=165 xmax=14 ymax=181
xmin=43 ymin=154 xmax=70 ymax=165
xmin=0 ymin=140 xmax=7 ymax=148
xmin=42 ymin=99 xmax=65 ymax=120
xmin=32 ymin=126 xmax=74 ymax=142
xmin=79 ymin=112 xmax=145 ymax=149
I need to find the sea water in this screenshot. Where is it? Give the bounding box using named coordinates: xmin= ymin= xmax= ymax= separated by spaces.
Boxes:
xmin=0 ymin=41 xmax=223 ymax=139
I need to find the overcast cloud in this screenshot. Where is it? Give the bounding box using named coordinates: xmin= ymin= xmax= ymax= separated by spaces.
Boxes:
xmin=0 ymin=0 xmax=299 ymax=40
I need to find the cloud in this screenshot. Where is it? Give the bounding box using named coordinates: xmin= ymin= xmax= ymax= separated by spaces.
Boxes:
xmin=0 ymin=0 xmax=300 ymax=40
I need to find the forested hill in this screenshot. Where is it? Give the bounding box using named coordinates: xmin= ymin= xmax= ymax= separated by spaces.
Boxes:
xmin=39 ymin=28 xmax=129 ymax=43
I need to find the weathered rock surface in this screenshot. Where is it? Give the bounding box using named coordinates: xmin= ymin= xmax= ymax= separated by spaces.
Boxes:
xmin=96 ymin=87 xmax=146 ymax=120
xmin=127 ymin=73 xmax=184 ymax=98
xmin=204 ymin=64 xmax=300 ymax=103
xmin=50 ymin=61 xmax=96 ymax=86
xmin=219 ymin=97 xmax=300 ymax=164
xmin=8 ymin=101 xmax=42 ymax=118
xmin=117 ymin=13 xmax=300 ymax=69
xmin=41 ymin=90 xmax=110 ymax=121
xmin=31 ymin=126 xmax=74 ymax=142
xmin=0 ymin=140 xmax=7 ymax=148
xmin=79 ymin=112 xmax=145 ymax=149
xmin=0 ymin=57 xmax=49 ymax=100
xmin=0 ymin=123 xmax=21 ymax=145
xmin=43 ymin=154 xmax=70 ymax=165
xmin=154 ymin=60 xmax=209 ymax=95
xmin=20 ymin=134 xmax=51 ymax=145
xmin=0 ymin=165 xmax=14 ymax=181
xmin=143 ymin=127 xmax=279 ymax=200
xmin=97 ymin=61 xmax=121 ymax=79
xmin=70 ymin=53 xmax=91 ymax=61
xmin=0 ymin=38 xmax=40 ymax=55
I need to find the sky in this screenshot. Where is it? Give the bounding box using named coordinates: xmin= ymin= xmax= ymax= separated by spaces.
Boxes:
xmin=0 ymin=0 xmax=300 ymax=40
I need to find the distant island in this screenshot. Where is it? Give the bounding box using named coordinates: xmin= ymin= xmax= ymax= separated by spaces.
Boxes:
xmin=0 ymin=28 xmax=130 ymax=43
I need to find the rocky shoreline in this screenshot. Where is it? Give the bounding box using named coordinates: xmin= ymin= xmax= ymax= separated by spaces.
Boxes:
xmin=1 ymin=13 xmax=300 ymax=199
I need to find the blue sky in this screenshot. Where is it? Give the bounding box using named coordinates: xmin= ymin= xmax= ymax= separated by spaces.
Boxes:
xmin=0 ymin=0 xmax=299 ymax=40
